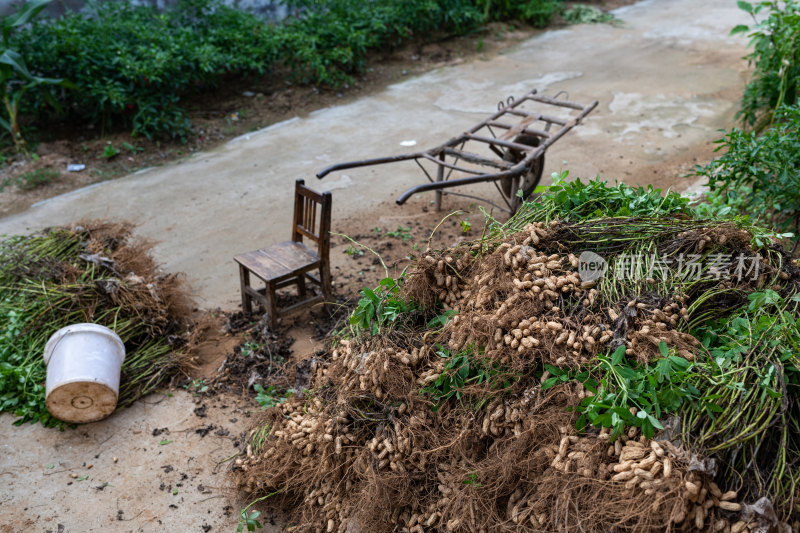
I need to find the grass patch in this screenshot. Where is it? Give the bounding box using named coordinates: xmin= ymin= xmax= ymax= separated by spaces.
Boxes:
xmin=562 ymin=4 xmax=620 ymax=25
xmin=1 ymin=167 xmax=59 ymax=191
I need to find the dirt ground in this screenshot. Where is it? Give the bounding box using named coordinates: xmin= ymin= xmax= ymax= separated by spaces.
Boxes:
xmin=0 ymin=0 xmax=754 ymax=531
xmin=1 ymin=389 xmax=283 ymax=532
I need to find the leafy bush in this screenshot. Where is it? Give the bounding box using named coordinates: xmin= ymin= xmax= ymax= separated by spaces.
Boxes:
xmin=692 ymin=104 xmax=800 ymax=240
xmin=0 ymin=0 xmax=71 ymax=154
xmin=280 ymin=0 xmax=482 ymax=84
xmin=733 ymin=0 xmax=800 ymax=128
xmin=14 ymin=0 xmax=565 ymax=142
xmin=692 ymin=5 xmax=800 ymax=247
xmin=19 ymin=0 xmax=277 ymax=141
xmin=473 ymin=0 xmax=563 ymax=27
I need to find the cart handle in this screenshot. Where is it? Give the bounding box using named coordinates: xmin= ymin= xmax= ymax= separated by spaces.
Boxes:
xmin=317 ymin=152 xmax=424 ymax=179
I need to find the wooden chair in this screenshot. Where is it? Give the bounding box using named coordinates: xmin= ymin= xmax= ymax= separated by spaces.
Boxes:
xmin=234 ymin=179 xmax=332 ymax=330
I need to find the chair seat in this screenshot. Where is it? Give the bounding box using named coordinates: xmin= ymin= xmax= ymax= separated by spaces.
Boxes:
xmin=234 ymin=241 xmax=320 ymax=283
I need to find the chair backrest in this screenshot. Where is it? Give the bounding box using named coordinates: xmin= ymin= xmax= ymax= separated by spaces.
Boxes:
xmin=292 ymin=179 xmax=332 ymax=261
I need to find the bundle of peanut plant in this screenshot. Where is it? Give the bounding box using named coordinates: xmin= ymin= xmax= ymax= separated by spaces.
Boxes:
xmin=0 ymin=221 xmax=193 ymax=426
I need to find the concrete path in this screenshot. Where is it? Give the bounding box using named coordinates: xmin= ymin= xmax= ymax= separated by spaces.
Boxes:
xmin=0 ymin=0 xmax=751 ymax=309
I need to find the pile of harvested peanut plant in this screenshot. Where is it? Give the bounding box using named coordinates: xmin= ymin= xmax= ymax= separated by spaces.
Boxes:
xmin=0 ymin=221 xmax=193 ymax=426
xmin=235 ymin=181 xmax=799 ymax=532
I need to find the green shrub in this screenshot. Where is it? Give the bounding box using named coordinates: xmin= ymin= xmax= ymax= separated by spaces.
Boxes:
xmin=692 ymin=104 xmax=800 ymax=240
xmin=515 ymin=0 xmax=563 ymax=26
xmin=15 ymin=0 xmax=564 ymax=142
xmin=733 ymin=0 xmax=800 ymax=129
xmin=19 ymin=0 xmax=277 ymax=141
xmin=0 ymin=0 xmax=71 ymax=154
xmin=467 ymin=0 xmax=562 ymax=27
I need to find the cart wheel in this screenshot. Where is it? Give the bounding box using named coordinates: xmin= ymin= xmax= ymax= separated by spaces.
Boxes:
xmin=501 ymin=134 xmax=545 ymax=214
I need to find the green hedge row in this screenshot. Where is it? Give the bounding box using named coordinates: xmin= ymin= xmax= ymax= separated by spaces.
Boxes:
xmin=16 ymin=0 xmax=562 ymax=141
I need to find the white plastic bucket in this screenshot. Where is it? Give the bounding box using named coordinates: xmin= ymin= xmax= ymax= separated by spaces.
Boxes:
xmin=43 ymin=324 xmax=126 ymax=423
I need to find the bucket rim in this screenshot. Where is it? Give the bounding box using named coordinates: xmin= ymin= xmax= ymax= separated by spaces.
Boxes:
xmin=43 ymin=323 xmax=126 ymax=366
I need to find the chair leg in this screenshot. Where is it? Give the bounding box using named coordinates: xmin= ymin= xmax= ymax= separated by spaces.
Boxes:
xmin=296 ymin=274 xmax=307 ymax=297
xmin=320 ymin=264 xmax=333 ymax=301
xmin=239 ymin=265 xmax=253 ymax=316
xmin=265 ymin=281 xmax=279 ymax=331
